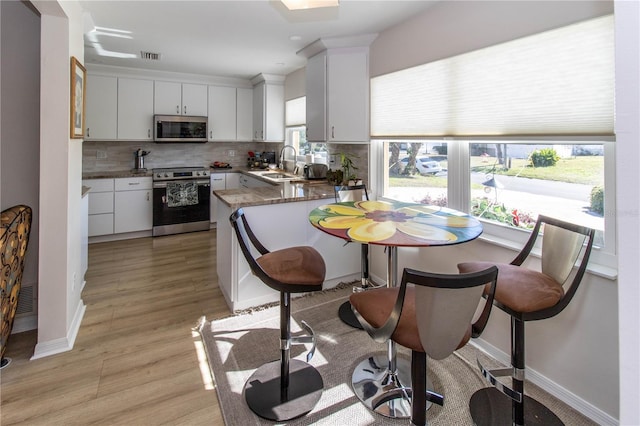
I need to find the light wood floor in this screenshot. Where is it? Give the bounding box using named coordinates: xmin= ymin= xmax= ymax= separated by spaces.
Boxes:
xmin=1 ymin=230 xmax=230 ymax=425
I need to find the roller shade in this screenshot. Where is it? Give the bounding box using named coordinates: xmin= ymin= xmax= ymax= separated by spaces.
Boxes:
xmin=371 ymin=15 xmax=614 ymax=138
xmin=285 ymin=96 xmax=306 ymax=126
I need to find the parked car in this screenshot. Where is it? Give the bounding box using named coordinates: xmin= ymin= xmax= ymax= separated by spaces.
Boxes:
xmin=398 ymin=157 xmax=443 ymax=175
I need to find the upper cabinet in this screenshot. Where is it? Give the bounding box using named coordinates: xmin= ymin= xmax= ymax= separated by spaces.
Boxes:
xmin=208 ymin=86 xmax=254 ymax=142
xmin=251 ymin=74 xmax=284 ymax=142
xmin=118 ymin=78 xmax=154 ymax=140
xmin=154 ymin=81 xmax=208 ymax=116
xmin=86 ymin=75 xmax=118 ymax=140
xmin=300 ymin=35 xmax=376 ymax=143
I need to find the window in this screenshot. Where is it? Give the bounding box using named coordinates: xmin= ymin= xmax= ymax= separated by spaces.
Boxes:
xmin=285 ymin=97 xmax=328 ymax=164
xmin=371 ymin=15 xmax=615 ymax=267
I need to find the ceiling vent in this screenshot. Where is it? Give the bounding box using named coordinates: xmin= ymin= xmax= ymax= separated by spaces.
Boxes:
xmin=141 ymin=51 xmax=161 ymax=60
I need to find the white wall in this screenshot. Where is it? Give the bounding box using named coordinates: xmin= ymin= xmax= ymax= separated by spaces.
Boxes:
xmin=0 ymin=0 xmax=41 ymax=331
xmin=369 ymin=1 xmax=625 ymax=423
xmin=614 ymin=1 xmax=640 ymax=424
xmin=30 ymin=0 xmax=86 ymax=359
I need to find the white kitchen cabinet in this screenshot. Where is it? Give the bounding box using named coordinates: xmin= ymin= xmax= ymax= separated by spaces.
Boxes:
xmin=236 ymin=88 xmax=253 ymax=141
xmin=210 ymin=173 xmax=226 ymax=223
xmin=155 ymin=81 xmax=208 ymax=116
xmin=114 ymin=177 xmax=153 ymax=233
xmin=305 ymin=48 xmax=370 ymax=143
xmin=118 ymin=78 xmax=154 ymax=140
xmin=83 ymin=178 xmax=114 ymax=237
xmin=251 ymin=75 xmax=284 ymax=142
xmin=208 ymin=86 xmax=237 ymax=141
xmin=225 ymin=172 xmax=241 ymax=189
xmin=85 ymin=75 xmax=117 ymax=140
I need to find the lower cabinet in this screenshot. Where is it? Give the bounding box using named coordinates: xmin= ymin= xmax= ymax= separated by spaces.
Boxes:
xmin=84 ymin=177 xmax=152 ymax=238
xmin=210 ymin=174 xmax=226 ymax=223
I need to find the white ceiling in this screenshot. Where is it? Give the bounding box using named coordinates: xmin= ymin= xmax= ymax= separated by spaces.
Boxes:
xmin=79 ymin=0 xmax=438 ymax=80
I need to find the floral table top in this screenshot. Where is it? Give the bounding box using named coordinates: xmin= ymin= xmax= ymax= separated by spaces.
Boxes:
xmin=309 ymin=200 xmax=482 ymax=247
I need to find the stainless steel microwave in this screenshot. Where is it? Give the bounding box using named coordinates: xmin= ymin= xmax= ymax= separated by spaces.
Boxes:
xmin=154 ymin=115 xmax=207 ymax=143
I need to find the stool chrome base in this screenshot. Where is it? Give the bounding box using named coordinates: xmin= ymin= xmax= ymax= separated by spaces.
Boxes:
xmin=469 ymin=387 xmax=564 ymax=426
xmin=244 ymin=359 xmax=323 ymax=421
xmin=351 ymin=353 xmax=414 ymax=418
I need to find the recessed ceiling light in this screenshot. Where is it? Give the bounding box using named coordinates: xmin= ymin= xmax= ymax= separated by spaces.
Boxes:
xmin=281 ymin=0 xmax=339 ymax=11
xmin=289 ymin=35 xmax=302 ymax=41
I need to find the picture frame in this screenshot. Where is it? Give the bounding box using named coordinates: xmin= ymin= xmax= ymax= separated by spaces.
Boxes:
xmin=70 ymin=56 xmax=86 ymax=139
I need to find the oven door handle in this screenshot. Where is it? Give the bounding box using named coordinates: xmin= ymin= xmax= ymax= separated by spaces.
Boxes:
xmin=153 ymin=180 xmax=210 ymax=189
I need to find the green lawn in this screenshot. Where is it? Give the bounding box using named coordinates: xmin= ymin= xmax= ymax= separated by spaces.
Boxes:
xmin=390 ymin=155 xmax=603 ymax=187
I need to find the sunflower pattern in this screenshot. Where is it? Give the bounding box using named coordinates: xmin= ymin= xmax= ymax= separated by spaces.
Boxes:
xmin=309 ymin=200 xmax=482 ymax=246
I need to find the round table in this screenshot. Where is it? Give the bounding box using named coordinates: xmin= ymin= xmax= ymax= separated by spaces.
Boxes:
xmin=309 ymin=200 xmax=483 ymax=419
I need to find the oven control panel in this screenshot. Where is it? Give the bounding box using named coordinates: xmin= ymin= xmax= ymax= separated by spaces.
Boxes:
xmin=153 ymin=168 xmax=210 ymax=181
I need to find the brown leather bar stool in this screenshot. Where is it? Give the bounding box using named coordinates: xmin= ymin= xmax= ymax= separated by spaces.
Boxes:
xmin=334 ymin=184 xmax=372 ymax=329
xmin=229 ymin=208 xmax=326 ymax=421
xmin=350 ymin=265 xmax=499 ymax=426
xmin=458 ymin=215 xmax=595 ymax=426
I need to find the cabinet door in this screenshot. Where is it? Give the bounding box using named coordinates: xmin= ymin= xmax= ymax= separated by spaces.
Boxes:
xmin=327 ymin=51 xmax=369 ymax=142
xmin=85 ymin=75 xmax=117 ymax=140
xmin=236 ymin=88 xmax=253 ymax=141
xmin=114 ymin=189 xmax=152 ymax=233
xmin=225 ymin=173 xmax=241 ymax=189
xmin=252 ymin=82 xmax=265 ymax=141
xmin=264 ymin=84 xmax=284 ymax=142
xmin=182 ymin=83 xmax=208 ymax=116
xmin=210 ymin=174 xmax=226 ymax=223
xmin=118 ymin=78 xmax=154 ymax=140
xmin=305 ymin=52 xmax=327 ymax=142
xmin=154 ymin=80 xmax=182 ymax=115
xmin=208 ymin=86 xmax=237 ymax=141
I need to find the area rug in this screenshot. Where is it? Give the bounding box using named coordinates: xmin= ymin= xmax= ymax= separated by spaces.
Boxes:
xmin=197 ymin=286 xmax=594 ymax=425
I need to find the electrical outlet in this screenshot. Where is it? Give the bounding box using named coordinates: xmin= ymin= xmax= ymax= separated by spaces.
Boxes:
xmin=228 ymin=150 xmax=236 ymax=157
xmin=96 ymin=150 xmax=107 ymax=159
xmin=329 ymin=155 xmax=337 ymax=167
xmin=72 ymin=272 xmax=77 ymax=291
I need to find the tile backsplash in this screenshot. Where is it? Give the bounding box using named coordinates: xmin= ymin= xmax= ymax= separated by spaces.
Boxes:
xmin=83 ymin=140 xmax=369 ymax=183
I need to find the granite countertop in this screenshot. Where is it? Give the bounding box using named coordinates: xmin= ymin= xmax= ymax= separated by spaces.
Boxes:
xmin=83 ymin=170 xmax=153 ymax=179
xmin=214 ymin=181 xmax=335 ymax=209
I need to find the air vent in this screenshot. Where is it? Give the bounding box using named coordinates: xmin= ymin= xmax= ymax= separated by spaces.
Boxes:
xmin=16 ymin=284 xmax=34 ymax=315
xmin=140 ymin=51 xmax=161 ymax=61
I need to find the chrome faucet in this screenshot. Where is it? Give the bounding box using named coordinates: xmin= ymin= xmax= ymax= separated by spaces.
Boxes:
xmin=279 ymin=145 xmax=297 ymax=173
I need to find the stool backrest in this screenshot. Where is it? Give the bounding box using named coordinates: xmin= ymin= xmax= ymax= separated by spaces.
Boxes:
xmin=406 ymin=266 xmax=498 ymax=360
xmin=334 ymin=184 xmax=369 ymax=202
xmin=229 ymin=208 xmax=273 ymax=286
xmin=511 ymin=215 xmax=595 ymax=320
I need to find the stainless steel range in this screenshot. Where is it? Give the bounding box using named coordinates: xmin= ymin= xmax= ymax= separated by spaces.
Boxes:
xmin=152 ymin=166 xmax=210 ymax=236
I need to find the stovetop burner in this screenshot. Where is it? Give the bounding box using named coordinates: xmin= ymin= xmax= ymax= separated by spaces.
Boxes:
xmin=152 ymin=166 xmax=209 ymax=181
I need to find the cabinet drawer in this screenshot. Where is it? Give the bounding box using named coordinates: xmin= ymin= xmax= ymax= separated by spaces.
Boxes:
xmin=88 ymin=213 xmax=114 ymax=236
xmin=83 ymin=178 xmax=114 ymax=193
xmin=115 ymin=177 xmax=152 ymax=191
xmin=88 ymin=192 xmax=114 ymax=215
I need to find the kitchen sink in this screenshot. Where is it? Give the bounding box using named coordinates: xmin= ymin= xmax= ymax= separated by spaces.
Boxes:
xmin=247 ymin=170 xmax=302 ymax=182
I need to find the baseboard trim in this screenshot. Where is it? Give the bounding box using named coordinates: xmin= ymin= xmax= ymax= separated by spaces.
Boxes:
xmin=31 ymin=301 xmax=86 ymax=360
xmin=471 ymin=339 xmax=618 ymax=426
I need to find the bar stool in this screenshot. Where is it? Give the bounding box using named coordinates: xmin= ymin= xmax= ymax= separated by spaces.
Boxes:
xmin=229 ymin=208 xmax=326 ymax=421
xmin=458 ymin=215 xmax=595 ymax=426
xmin=349 ymin=266 xmax=499 ymax=426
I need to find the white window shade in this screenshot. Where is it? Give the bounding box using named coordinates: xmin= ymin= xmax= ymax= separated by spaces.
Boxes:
xmin=371 ymin=15 xmax=614 ymax=138
xmin=285 ymin=96 xmax=306 ymax=126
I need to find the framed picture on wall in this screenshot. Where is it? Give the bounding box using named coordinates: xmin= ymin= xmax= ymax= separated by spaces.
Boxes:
xmin=70 ymin=56 xmax=86 ymax=139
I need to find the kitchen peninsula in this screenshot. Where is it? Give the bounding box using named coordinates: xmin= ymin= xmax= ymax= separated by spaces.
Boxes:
xmin=214 ymin=180 xmax=361 ymax=311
